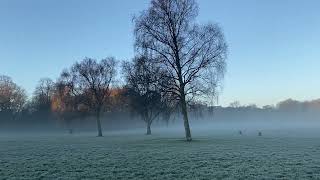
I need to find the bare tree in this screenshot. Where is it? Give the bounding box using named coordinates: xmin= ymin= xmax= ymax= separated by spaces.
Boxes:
xmin=229 ymin=101 xmax=241 ymax=108
xmin=123 ymin=56 xmax=170 ymax=135
xmin=32 ymin=78 xmax=55 ymax=114
xmin=34 ymin=78 xmax=54 ymax=103
xmin=134 ymin=0 xmax=227 ymax=141
xmin=59 ymin=57 xmax=116 ymax=137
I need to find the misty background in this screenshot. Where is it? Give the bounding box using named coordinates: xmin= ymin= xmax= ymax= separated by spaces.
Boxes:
xmin=1 ymin=73 xmax=320 ymax=133
xmin=1 ymin=0 xmax=320 ymax=135
xmin=1 ymin=0 xmax=320 ymax=107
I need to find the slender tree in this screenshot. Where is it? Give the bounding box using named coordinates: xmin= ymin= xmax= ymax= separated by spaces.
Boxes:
xmin=123 ymin=56 xmax=169 ymax=135
xmin=134 ymin=0 xmax=227 ymax=141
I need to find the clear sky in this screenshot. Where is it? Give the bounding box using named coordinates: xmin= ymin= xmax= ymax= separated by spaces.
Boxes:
xmin=0 ymin=0 xmax=319 ymax=107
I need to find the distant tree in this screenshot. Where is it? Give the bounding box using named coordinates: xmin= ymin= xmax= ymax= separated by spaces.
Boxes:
xmin=262 ymin=105 xmax=274 ymax=110
xmin=306 ymin=99 xmax=320 ymax=112
xmin=229 ymin=101 xmax=241 ymax=108
xmin=51 ymin=82 xmax=76 ymax=133
xmin=123 ymin=56 xmax=170 ymax=135
xmin=161 ymin=94 xmax=178 ymax=127
xmin=134 ymin=0 xmax=227 ymax=141
xmin=59 ymin=57 xmax=116 ymax=137
xmin=189 ymin=100 xmax=206 ymax=121
xmin=246 ymin=104 xmax=258 ymax=109
xmin=32 ymin=78 xmax=55 ymax=117
xmin=108 ymin=88 xmax=130 ymax=114
xmin=277 ymin=99 xmax=302 ymax=112
xmin=0 ymin=75 xmax=27 ymax=120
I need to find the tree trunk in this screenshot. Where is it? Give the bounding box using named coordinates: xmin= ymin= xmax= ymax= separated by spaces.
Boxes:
xmin=146 ymin=122 xmax=151 ymax=135
xmin=180 ymin=95 xmax=192 ymax=141
xmin=96 ymin=109 xmax=103 ymax=137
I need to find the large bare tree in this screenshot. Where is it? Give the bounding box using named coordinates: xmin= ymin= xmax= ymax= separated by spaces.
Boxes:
xmin=134 ymin=0 xmax=227 ymax=141
xmin=59 ymin=57 xmax=116 ymax=137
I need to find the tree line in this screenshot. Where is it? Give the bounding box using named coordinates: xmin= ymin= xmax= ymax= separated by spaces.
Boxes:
xmin=0 ymin=0 xmax=227 ymax=141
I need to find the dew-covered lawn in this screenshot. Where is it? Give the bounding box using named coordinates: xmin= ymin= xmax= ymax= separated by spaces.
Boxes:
xmin=1 ymin=130 xmax=320 ymax=179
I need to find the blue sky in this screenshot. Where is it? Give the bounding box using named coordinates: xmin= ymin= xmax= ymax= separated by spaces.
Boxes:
xmin=0 ymin=0 xmax=319 ymax=107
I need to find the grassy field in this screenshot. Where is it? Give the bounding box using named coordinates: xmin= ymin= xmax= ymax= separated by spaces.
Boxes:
xmin=1 ymin=129 xmax=320 ymax=179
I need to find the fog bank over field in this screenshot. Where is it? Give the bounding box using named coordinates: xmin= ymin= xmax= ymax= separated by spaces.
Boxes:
xmin=2 ymin=101 xmax=320 ymax=138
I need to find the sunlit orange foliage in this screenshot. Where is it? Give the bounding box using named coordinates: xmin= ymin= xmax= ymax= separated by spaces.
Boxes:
xmin=51 ymin=85 xmax=71 ymax=117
